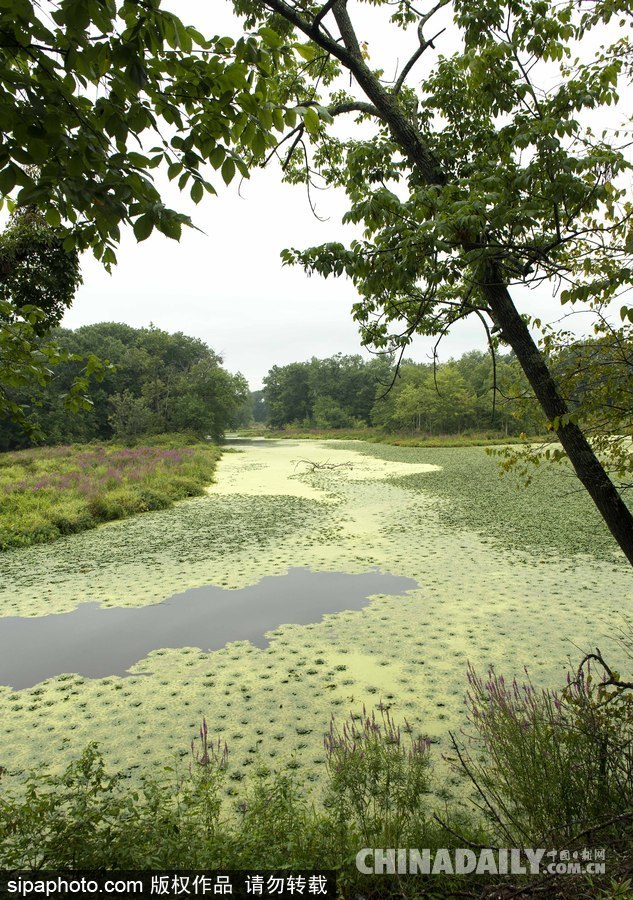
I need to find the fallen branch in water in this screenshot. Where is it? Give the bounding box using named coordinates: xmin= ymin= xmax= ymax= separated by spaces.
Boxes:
xmin=293 ymin=458 xmax=353 ymax=473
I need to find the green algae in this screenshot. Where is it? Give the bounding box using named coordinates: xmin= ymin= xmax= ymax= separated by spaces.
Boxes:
xmin=0 ymin=439 xmax=630 ymax=795
xmin=338 ymin=440 xmax=628 ymax=563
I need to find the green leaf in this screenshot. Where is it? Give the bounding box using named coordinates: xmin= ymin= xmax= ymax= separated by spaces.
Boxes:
xmin=209 ymin=146 xmax=225 ymax=170
xmin=133 ymin=214 xmax=153 ymax=242
xmin=259 ymin=26 xmax=283 ymax=49
xmin=45 ymin=207 xmax=61 ymax=228
xmin=157 ymin=215 xmax=182 ymax=241
xmin=251 ymin=131 xmax=267 ymax=158
xmin=302 ymin=107 xmax=320 ymax=135
xmin=221 ymin=158 xmax=235 ymax=185
xmin=0 ymin=165 xmax=17 ymax=195
xmin=293 ymin=42 xmax=318 ymax=61
xmin=190 ymin=180 xmax=204 ymax=204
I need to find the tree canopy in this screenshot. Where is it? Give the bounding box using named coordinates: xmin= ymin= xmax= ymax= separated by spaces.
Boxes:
xmin=0 ymin=323 xmax=248 ymax=450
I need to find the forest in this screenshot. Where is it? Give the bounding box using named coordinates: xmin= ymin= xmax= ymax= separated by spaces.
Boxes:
xmin=261 ymin=350 xmax=544 ymax=434
xmin=3 ymin=321 xmax=627 ymax=452
xmin=0 ymin=322 xmax=249 ymax=451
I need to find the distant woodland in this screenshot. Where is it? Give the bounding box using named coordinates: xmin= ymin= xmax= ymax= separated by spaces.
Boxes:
xmin=0 ymin=323 xmax=249 ymax=451
xmin=0 ymin=320 xmax=565 ymax=451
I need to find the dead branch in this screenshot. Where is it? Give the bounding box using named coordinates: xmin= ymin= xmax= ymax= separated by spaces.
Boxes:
xmin=293 ymin=458 xmax=353 ymax=473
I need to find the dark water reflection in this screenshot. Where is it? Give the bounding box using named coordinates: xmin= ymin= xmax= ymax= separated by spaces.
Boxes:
xmin=0 ymin=568 xmax=417 ymax=690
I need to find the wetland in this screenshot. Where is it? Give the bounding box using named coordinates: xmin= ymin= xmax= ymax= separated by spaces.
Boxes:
xmin=0 ymin=438 xmax=630 ymax=786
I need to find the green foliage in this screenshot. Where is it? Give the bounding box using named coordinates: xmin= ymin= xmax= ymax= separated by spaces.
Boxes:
xmin=495 ymin=323 xmax=633 ymax=483
xmin=0 ymin=209 xmax=106 ymax=435
xmin=0 ymin=2 xmax=282 ymax=260
xmin=0 ymin=439 xmax=221 ymax=550
xmin=262 ymin=349 xmax=545 ymax=436
xmin=0 ymin=323 xmax=248 ymax=449
xmin=460 ymin=648 xmax=633 ymax=847
xmin=108 ymin=390 xmax=161 ymax=441
xmin=0 ymin=0 xmax=292 ymax=432
xmin=324 ymin=707 xmax=432 ymax=845
xmin=263 ymin=354 xmax=392 ymax=428
xmin=0 ymin=209 xmax=81 ymax=333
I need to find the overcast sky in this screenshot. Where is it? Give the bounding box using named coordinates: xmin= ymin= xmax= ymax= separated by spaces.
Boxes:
xmin=60 ymin=1 xmax=622 ymax=390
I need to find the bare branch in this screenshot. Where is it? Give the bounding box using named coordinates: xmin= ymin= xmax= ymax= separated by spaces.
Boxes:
xmin=293 ymin=458 xmax=353 ymax=472
xmin=257 ymin=0 xmax=446 ymax=184
xmin=393 ymin=28 xmax=444 ymax=95
xmin=330 ymin=0 xmax=364 ymax=61
xmin=328 ymin=100 xmax=380 ymax=117
xmin=393 ymin=0 xmax=450 ymax=95
xmin=312 ymin=0 xmax=337 ymax=30
xmin=575 ymin=648 xmax=633 ymax=692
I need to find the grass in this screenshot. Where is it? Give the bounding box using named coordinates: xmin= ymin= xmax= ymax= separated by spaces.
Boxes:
xmin=0 ymin=433 xmax=222 ymax=551
xmin=237 ymin=425 xmax=551 ymax=448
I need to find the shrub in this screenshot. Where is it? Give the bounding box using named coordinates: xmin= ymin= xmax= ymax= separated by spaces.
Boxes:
xmin=324 ymin=706 xmax=432 ymax=846
xmin=457 ymin=648 xmax=633 ymax=848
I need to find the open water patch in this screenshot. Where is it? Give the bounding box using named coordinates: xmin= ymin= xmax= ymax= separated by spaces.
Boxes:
xmin=0 ymin=567 xmax=417 ymax=689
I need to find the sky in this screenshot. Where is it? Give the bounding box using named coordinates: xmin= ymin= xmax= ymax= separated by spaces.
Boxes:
xmin=60 ymin=1 xmax=623 ymax=390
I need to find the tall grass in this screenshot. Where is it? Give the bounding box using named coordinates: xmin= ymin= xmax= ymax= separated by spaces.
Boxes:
xmin=458 ymin=652 xmax=633 ymax=849
xmin=0 ymin=435 xmax=221 ymax=550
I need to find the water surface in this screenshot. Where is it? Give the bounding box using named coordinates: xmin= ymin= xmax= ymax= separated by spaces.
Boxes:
xmin=0 ymin=567 xmax=416 ymax=689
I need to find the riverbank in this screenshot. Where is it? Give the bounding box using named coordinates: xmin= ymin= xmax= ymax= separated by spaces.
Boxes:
xmin=0 ymin=434 xmax=221 ymax=550
xmin=236 ymin=426 xmax=550 ymax=448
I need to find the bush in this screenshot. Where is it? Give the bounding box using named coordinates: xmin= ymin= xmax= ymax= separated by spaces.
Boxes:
xmin=324 ymin=707 xmax=432 ymax=846
xmin=457 ymin=648 xmax=633 ymax=848
xmin=49 ymin=500 xmax=95 ymax=535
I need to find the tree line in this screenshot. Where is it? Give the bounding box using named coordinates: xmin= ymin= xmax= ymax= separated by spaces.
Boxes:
xmin=260 ymin=350 xmax=544 ymax=435
xmin=0 ymin=323 xmax=248 ymax=452
xmin=260 ymin=337 xmax=632 ymax=444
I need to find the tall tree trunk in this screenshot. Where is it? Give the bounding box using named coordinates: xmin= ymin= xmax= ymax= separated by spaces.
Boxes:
xmin=483 ymin=264 xmax=633 ymax=565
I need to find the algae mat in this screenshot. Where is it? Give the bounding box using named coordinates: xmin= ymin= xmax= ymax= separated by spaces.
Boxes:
xmin=0 ymin=439 xmax=630 ymax=794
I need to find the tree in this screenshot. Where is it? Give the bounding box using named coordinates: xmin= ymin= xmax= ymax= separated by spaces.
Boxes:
xmin=231 ymin=0 xmax=633 ymax=563
xmin=0 ymin=1 xmax=285 ymax=258
xmin=109 ymin=389 xmax=160 ymax=440
xmin=264 ymin=362 xmax=313 ymax=426
xmin=0 ymin=0 xmax=281 ymax=430
xmin=0 ymin=208 xmax=99 ymax=432
xmin=0 ymin=323 xmax=248 ymax=448
xmin=0 ymin=208 xmax=81 ymax=332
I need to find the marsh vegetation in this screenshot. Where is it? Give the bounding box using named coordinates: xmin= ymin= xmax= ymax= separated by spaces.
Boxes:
xmin=0 ymin=436 xmax=631 ymax=896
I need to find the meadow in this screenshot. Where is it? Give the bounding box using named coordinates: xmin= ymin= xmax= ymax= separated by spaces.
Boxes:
xmin=0 ymin=435 xmax=221 ymax=550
